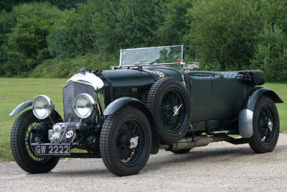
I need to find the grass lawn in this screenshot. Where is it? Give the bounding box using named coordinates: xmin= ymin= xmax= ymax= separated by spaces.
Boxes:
xmin=0 ymin=78 xmax=286 ymax=161
xmin=0 ymin=78 xmax=66 ymax=161
xmin=264 ymin=82 xmax=287 ymax=132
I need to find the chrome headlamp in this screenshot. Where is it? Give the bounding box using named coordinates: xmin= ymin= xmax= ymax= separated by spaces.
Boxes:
xmin=73 ymin=93 xmax=95 ymax=119
xmin=33 ymin=95 xmax=54 ymax=119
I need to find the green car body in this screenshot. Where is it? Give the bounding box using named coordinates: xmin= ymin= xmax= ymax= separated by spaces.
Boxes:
xmin=10 ymin=45 xmax=283 ymax=176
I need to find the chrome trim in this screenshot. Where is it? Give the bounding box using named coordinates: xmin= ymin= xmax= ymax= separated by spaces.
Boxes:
xmin=66 ymin=72 xmax=104 ymax=91
xmin=119 ymin=49 xmax=123 ymax=66
xmin=181 ymin=44 xmax=184 ymax=64
xmin=73 ymin=93 xmax=95 ymax=119
xmin=239 ymin=109 xmax=253 ymax=138
xmin=32 ymin=95 xmax=54 ymax=119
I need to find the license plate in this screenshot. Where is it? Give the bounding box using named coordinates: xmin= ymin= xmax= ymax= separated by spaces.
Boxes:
xmin=33 ymin=144 xmax=70 ymax=156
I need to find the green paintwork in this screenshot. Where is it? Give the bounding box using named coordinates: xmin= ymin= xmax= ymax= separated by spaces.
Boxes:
xmin=99 ymin=69 xmax=156 ymax=106
xmin=242 ymin=87 xmax=283 ymax=111
xmin=103 ymin=96 xmax=159 ymax=154
xmin=103 ymin=97 xmax=142 ymax=115
xmin=186 ymin=71 xmax=252 ymax=122
xmin=97 ymin=66 xmax=282 ymax=135
xmin=98 ymin=67 xmax=183 ymax=107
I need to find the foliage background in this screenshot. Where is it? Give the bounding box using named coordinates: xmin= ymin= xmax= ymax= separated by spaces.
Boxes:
xmin=1 ymin=0 xmax=287 ymax=161
xmin=1 ymin=0 xmax=287 ymax=81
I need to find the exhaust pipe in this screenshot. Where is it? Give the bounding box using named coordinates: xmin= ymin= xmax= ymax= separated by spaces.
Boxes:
xmin=160 ymin=135 xmax=248 ymax=151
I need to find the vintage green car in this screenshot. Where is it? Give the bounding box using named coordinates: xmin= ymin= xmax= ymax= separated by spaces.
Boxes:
xmin=10 ymin=45 xmax=283 ymax=176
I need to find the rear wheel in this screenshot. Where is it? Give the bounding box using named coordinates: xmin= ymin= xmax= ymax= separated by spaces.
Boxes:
xmin=249 ymin=96 xmax=280 ymax=153
xmin=10 ymin=110 xmax=60 ymax=173
xmin=100 ymin=106 xmax=152 ymax=176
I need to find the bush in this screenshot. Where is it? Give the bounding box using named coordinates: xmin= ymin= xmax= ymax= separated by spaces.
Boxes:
xmin=0 ymin=3 xmax=62 ymax=76
xmin=47 ymin=1 xmax=98 ymax=57
xmin=184 ymin=0 xmax=262 ymax=70
xmin=0 ymin=10 xmax=15 ymax=45
xmin=155 ymin=0 xmax=193 ymax=46
xmin=32 ymin=53 xmax=117 ymax=78
xmin=259 ymin=0 xmax=287 ymax=34
xmin=250 ymin=25 xmax=287 ymax=81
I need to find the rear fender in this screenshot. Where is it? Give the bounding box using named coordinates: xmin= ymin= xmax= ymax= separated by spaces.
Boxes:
xmin=104 ymin=97 xmax=159 ymax=154
xmin=239 ymin=87 xmax=283 ymax=138
xmin=245 ymin=87 xmax=283 ymax=111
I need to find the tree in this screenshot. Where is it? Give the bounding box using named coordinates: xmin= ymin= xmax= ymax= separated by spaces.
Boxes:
xmin=184 ymin=0 xmax=262 ymax=70
xmin=251 ymin=25 xmax=287 ymax=81
xmin=0 ymin=0 xmax=87 ymax=11
xmin=0 ymin=3 xmax=62 ymax=76
xmin=155 ymin=0 xmax=193 ymax=46
xmin=259 ymin=0 xmax=287 ymax=34
xmin=47 ymin=2 xmax=98 ymax=57
xmin=0 ymin=0 xmax=17 ymax=12
xmin=48 ymin=0 xmax=163 ymax=56
xmin=95 ymin=0 xmax=162 ymax=53
xmin=0 ymin=10 xmax=16 ymax=45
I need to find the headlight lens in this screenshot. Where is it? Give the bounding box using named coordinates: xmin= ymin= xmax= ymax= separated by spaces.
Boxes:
xmin=33 ymin=95 xmax=54 ymax=119
xmin=74 ymin=93 xmax=95 ymax=119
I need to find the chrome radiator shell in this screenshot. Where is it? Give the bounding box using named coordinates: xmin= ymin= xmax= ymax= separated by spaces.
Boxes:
xmin=63 ymin=82 xmax=95 ymax=120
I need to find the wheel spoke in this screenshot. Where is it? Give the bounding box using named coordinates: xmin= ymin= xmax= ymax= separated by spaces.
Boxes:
xmin=257 ymin=105 xmax=276 ymax=143
xmin=26 ymin=122 xmax=48 ymax=161
xmin=115 ymin=118 xmax=145 ymax=166
xmin=160 ymin=90 xmax=185 ymax=132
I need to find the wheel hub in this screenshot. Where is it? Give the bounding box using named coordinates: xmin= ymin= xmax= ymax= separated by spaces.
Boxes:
xmin=267 ymin=118 xmax=273 ymax=131
xmin=173 ymin=104 xmax=182 ymax=116
xmin=129 ymin=136 xmax=139 ymax=149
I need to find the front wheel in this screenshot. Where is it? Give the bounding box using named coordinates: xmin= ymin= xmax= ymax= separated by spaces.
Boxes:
xmin=249 ymin=96 xmax=280 ymax=153
xmin=100 ymin=106 xmax=152 ymax=176
xmin=10 ymin=110 xmax=60 ymax=173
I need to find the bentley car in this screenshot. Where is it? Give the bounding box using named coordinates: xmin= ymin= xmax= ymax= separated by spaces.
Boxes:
xmin=9 ymin=45 xmax=283 ymax=176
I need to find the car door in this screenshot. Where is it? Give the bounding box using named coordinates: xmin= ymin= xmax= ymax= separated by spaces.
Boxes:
xmin=186 ymin=72 xmax=219 ymax=122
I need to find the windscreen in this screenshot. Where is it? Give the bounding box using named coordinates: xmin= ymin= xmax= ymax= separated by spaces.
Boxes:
xmin=120 ymin=45 xmax=183 ymax=66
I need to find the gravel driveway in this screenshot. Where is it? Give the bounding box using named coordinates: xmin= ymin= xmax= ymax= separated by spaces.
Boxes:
xmin=1 ymin=134 xmax=287 ymax=192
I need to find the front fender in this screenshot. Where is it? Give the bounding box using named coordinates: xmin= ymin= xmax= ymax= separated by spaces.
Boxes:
xmin=104 ymin=97 xmax=139 ymax=116
xmin=9 ymin=100 xmax=33 ymax=117
xmin=239 ymin=87 xmax=283 ymax=138
xmin=104 ymin=97 xmax=159 ymax=154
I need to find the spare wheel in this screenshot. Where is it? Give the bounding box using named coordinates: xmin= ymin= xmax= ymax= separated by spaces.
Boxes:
xmin=146 ymin=78 xmax=191 ymax=143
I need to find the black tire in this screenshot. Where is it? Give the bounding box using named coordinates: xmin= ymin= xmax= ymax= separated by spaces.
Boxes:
xmin=170 ymin=148 xmax=192 ymax=154
xmin=146 ymin=78 xmax=191 ymax=143
xmin=249 ymin=96 xmax=280 ymax=153
xmin=10 ymin=110 xmax=60 ymax=173
xmin=100 ymin=106 xmax=152 ymax=176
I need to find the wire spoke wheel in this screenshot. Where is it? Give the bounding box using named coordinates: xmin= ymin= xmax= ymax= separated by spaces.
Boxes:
xmin=160 ymin=89 xmax=185 ymax=133
xmin=116 ymin=119 xmax=145 ymax=166
xmin=249 ymin=96 xmax=279 ymax=153
xmin=25 ymin=122 xmax=46 ymax=161
xmin=100 ymin=106 xmax=152 ymax=176
xmin=10 ymin=109 xmax=60 ymax=173
xmin=257 ymin=107 xmax=275 ymax=143
xmin=147 ymin=78 xmax=191 ymax=143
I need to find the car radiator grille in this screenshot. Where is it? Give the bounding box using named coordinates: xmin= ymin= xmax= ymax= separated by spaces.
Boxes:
xmin=63 ymin=82 xmax=95 ymax=120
